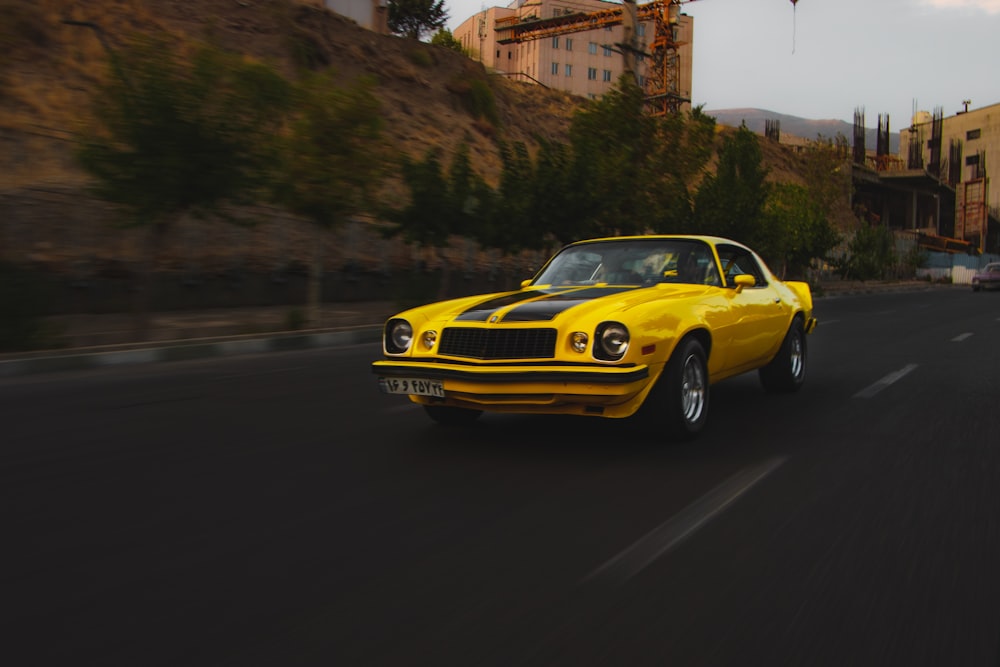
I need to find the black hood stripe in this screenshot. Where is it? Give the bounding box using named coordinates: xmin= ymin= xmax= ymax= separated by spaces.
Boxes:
xmin=453 ymin=288 xmax=577 ymax=322
xmin=501 ymin=286 xmax=638 ymax=322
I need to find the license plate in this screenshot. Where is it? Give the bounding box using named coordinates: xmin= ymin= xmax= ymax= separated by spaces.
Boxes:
xmin=378 ymin=377 xmax=445 ymax=398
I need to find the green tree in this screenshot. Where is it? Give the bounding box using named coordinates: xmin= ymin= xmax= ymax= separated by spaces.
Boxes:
xmin=568 ymin=76 xmax=656 ymax=238
xmin=388 ymin=0 xmax=448 ymax=40
xmin=76 ymin=35 xmax=291 ymax=339
xmin=483 ymin=141 xmax=538 ymax=255
xmin=390 ymin=144 xmax=493 ymax=299
xmin=693 ymin=124 xmax=771 ymax=246
xmin=430 ymin=28 xmax=463 ymax=53
xmin=801 ymin=134 xmax=852 ymax=213
xmin=271 ymin=71 xmax=384 ymax=327
xmin=646 ymin=106 xmax=717 ymax=233
xmin=761 ymin=183 xmax=840 ymax=279
xmin=530 ymin=138 xmax=577 ymax=247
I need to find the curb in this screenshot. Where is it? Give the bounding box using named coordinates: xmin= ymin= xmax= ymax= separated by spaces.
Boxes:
xmin=813 ymin=281 xmax=939 ymax=298
xmin=0 ymin=326 xmax=384 ymax=379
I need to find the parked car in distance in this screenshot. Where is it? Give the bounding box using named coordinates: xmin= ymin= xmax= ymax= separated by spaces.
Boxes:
xmin=971 ymin=262 xmax=1000 ymax=291
xmin=372 ymin=235 xmax=817 ymax=441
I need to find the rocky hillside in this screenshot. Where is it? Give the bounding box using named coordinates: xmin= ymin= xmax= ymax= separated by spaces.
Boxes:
xmin=0 ymin=0 xmax=852 ymax=276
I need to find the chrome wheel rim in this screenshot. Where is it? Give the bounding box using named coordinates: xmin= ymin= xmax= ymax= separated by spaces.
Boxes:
xmin=681 ymin=354 xmax=706 ymax=423
xmin=790 ymin=333 xmax=804 ymax=379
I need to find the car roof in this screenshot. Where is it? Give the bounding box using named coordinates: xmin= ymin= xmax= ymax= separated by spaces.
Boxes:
xmin=565 ymin=235 xmax=748 ymax=250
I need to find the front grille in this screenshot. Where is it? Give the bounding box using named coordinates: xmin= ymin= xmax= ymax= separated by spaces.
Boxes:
xmin=439 ymin=327 xmax=557 ymax=360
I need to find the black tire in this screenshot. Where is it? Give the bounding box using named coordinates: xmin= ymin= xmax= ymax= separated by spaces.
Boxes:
xmin=759 ymin=317 xmax=806 ymax=393
xmin=636 ymin=337 xmax=709 ymax=441
xmin=972 ymin=283 xmax=981 ymax=292
xmin=423 ymin=404 xmax=483 ymax=425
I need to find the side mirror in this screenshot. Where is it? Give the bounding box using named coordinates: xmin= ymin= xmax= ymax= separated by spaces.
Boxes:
xmin=732 ymin=274 xmax=756 ymax=292
xmin=520 ymin=279 xmax=532 ymax=289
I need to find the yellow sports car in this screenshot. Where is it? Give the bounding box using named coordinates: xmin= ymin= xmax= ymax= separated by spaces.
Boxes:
xmin=372 ymin=235 xmax=817 ymax=439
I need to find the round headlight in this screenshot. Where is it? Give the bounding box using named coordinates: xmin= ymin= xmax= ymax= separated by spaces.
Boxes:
xmin=571 ymin=331 xmax=589 ymax=353
xmin=386 ymin=319 xmax=413 ymax=353
xmin=598 ymin=323 xmax=629 ymax=359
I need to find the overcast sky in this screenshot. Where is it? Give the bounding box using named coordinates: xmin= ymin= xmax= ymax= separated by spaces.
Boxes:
xmin=443 ymin=0 xmax=1000 ymax=128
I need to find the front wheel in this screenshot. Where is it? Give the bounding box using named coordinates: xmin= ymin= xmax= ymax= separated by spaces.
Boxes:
xmin=759 ymin=318 xmax=806 ymax=393
xmin=423 ymin=404 xmax=483 ymax=425
xmin=636 ymin=337 xmax=709 ymax=441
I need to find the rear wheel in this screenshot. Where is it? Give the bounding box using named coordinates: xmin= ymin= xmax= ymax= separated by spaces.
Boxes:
xmin=759 ymin=317 xmax=806 ymax=393
xmin=423 ymin=404 xmax=483 ymax=425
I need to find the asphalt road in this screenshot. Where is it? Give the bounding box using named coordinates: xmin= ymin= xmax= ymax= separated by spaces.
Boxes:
xmin=3 ymin=287 xmax=1000 ymax=666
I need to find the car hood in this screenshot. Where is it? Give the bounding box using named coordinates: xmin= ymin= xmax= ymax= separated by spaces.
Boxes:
xmin=413 ymin=285 xmax=712 ymax=325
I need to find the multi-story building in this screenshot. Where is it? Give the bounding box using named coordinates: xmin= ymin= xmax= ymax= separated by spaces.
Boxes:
xmin=453 ymin=0 xmax=694 ymax=107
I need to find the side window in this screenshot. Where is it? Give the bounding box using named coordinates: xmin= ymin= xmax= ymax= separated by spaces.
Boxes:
xmin=716 ymin=245 xmax=766 ymax=287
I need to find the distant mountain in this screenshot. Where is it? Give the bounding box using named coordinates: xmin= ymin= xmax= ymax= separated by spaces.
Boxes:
xmin=705 ymin=108 xmax=900 ymax=154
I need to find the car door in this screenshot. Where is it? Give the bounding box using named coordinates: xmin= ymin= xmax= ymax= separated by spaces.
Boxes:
xmin=716 ymin=244 xmax=789 ymax=370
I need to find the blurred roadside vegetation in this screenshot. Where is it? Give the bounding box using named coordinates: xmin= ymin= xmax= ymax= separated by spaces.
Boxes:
xmin=57 ymin=27 xmax=853 ymax=342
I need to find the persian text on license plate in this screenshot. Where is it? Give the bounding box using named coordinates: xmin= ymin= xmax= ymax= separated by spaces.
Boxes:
xmin=378 ymin=377 xmax=445 ymax=398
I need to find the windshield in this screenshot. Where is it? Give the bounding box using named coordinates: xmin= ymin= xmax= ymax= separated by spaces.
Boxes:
xmin=533 ymin=239 xmax=721 ymax=287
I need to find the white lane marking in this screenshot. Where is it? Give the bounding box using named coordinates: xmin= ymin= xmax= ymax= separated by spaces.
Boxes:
xmin=854 ymin=363 xmax=919 ymax=399
xmin=583 ymin=457 xmax=785 ymax=588
xmin=951 ymin=333 xmax=974 ymax=342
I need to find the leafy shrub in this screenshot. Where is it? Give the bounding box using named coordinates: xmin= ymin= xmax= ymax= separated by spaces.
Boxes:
xmin=837 ymin=223 xmax=896 ymax=281
xmin=407 ymin=48 xmax=434 ymax=68
xmin=285 ymin=307 xmax=306 ymax=331
xmin=0 ymin=262 xmax=57 ymax=352
xmin=467 ymin=79 xmax=499 ymax=125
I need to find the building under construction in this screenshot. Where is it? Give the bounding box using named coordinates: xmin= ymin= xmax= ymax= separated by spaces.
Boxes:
xmin=851 ymin=103 xmax=1000 ymax=254
xmin=453 ymin=0 xmax=695 ymax=115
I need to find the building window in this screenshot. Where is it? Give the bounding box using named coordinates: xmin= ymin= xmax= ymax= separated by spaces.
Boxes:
xmin=587 ymin=67 xmax=597 ymax=80
xmin=967 ymin=128 xmax=982 ymax=140
xmin=552 ymin=36 xmax=559 ymax=48
xmin=602 ymin=69 xmax=612 ymax=82
xmin=565 ymin=38 xmax=573 ymax=51
xmin=967 ymin=154 xmax=980 ymax=166
xmin=552 ymin=61 xmax=559 ymax=75
xmin=589 ymin=42 xmax=598 ymax=55
xmin=637 ymin=74 xmax=645 ymax=87
xmin=636 ymin=53 xmax=644 ymax=64
xmin=496 ymin=50 xmax=500 ymax=59
xmin=565 ymin=64 xmax=572 ymax=77
xmin=603 ymin=45 xmax=613 ymax=57
xmin=637 ymin=23 xmax=646 ymax=37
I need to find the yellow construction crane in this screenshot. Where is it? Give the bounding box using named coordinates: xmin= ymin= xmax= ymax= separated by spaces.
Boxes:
xmin=495 ymin=0 xmax=701 ymax=116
